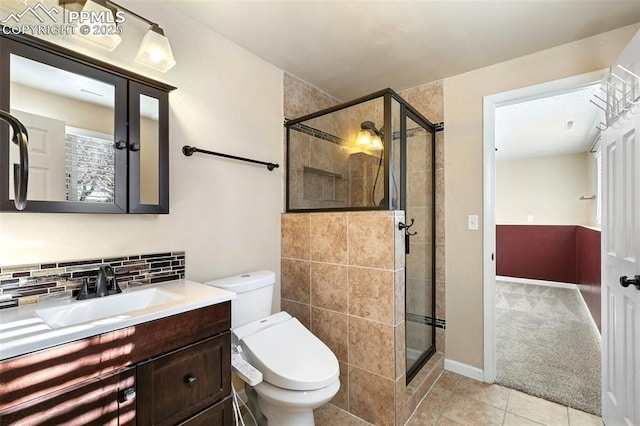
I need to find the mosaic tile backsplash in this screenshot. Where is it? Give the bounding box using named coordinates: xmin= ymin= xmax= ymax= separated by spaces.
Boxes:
xmin=0 ymin=251 xmax=186 ymax=309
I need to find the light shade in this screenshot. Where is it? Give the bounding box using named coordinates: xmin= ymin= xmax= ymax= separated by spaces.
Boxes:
xmin=135 ymin=24 xmax=176 ymax=72
xmin=73 ymin=0 xmax=122 ymax=51
xmin=357 ymin=129 xmax=371 ymax=146
xmin=370 ymin=135 xmax=383 ymax=150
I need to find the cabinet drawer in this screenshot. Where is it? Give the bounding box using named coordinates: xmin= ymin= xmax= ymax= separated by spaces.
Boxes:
xmin=137 ymin=333 xmax=231 ymax=426
xmin=0 ymin=367 xmax=135 ymax=426
xmin=178 ymin=396 xmax=233 ymax=426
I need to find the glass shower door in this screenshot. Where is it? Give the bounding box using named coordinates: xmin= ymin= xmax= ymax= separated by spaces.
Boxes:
xmin=404 ymin=111 xmax=436 ymax=380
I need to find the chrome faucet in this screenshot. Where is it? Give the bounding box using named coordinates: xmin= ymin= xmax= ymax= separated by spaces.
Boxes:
xmin=77 ymin=265 xmax=122 ymax=300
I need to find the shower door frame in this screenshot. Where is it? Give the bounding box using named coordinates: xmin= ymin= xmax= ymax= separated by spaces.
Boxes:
xmin=398 ymin=101 xmax=438 ymax=384
xmin=283 ymin=89 xmax=438 ymax=383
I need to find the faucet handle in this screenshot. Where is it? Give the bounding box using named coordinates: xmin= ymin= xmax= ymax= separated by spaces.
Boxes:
xmin=95 ymin=266 xmax=109 ymax=297
xmin=102 ymin=265 xmax=122 ymax=294
xmin=77 ymin=277 xmax=92 ymax=300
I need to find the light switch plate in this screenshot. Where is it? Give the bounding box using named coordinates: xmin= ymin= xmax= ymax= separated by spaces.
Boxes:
xmin=468 ymin=214 xmax=479 ymax=230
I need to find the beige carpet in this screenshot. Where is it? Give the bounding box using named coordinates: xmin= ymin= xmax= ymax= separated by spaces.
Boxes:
xmin=495 ymin=280 xmax=601 ymax=416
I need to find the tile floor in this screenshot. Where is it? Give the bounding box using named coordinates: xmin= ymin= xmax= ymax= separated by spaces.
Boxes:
xmin=314 ymin=371 xmax=602 ymax=426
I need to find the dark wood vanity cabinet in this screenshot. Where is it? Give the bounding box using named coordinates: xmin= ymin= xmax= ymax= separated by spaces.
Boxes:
xmin=137 ymin=334 xmax=232 ymax=426
xmin=0 ymin=302 xmax=232 ymax=425
xmin=0 ymin=367 xmax=136 ymax=426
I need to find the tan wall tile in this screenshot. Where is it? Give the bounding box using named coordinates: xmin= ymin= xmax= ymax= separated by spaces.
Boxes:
xmin=436 ymin=205 xmax=445 ymax=245
xmin=406 ymin=243 xmax=433 ymax=280
xmin=312 ymin=307 xmax=349 ymax=363
xmin=331 ymin=360 xmax=349 ymax=411
xmin=310 ymin=214 xmax=348 ymax=264
xmin=436 ymin=328 xmax=446 ymax=353
xmin=349 ymin=316 xmax=395 ymax=379
xmin=284 ymin=73 xmax=310 ymax=120
xmin=436 ymin=243 xmax=445 ymax=282
xmin=281 ymin=214 xmax=310 ymax=259
xmin=348 ymin=366 xmax=395 ymax=426
xmin=407 ymin=133 xmax=432 ymax=173
xmin=311 ymin=262 xmax=348 ymax=312
xmin=281 ymin=299 xmax=311 ymax=329
xmin=395 ymin=322 xmax=406 ymax=381
xmin=348 ymin=267 xmax=394 ymax=323
xmin=405 ymin=81 xmax=443 ymax=123
xmin=436 ymin=280 xmax=446 ymax=320
xmin=436 ymin=131 xmax=445 ymax=170
xmin=395 ymin=374 xmax=416 ymax=426
xmin=394 ymin=270 xmax=405 ymax=326
xmin=348 ymin=214 xmax=394 ymax=269
xmin=436 ymin=166 xmax=444 ymax=207
xmin=407 ymin=170 xmax=432 ymax=209
xmin=281 ymin=258 xmax=310 ymax=303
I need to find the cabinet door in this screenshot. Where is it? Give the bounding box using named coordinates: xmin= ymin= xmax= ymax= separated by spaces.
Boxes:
xmin=0 ymin=36 xmax=128 ymax=213
xmin=0 ymin=366 xmax=135 ymax=426
xmin=137 ymin=333 xmax=231 ymax=425
xmin=178 ymin=397 xmax=233 ymax=426
xmin=128 ymin=82 xmax=169 ymax=213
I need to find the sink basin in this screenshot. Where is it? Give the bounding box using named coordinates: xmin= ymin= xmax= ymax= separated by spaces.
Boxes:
xmin=35 ymin=287 xmax=185 ymax=328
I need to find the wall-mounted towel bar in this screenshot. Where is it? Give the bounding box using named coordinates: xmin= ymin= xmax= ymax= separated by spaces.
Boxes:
xmin=580 ymin=195 xmax=596 ymax=200
xmin=182 ymin=145 xmax=280 ymax=171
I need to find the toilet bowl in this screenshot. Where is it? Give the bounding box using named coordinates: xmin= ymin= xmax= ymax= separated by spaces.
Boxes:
xmin=205 ymin=271 xmax=340 ymax=425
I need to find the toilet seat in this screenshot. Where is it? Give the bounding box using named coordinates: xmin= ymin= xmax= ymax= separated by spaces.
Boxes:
xmin=234 ymin=312 xmax=339 ymax=391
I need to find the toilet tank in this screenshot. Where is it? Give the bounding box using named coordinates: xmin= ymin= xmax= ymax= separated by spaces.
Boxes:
xmin=205 ymin=270 xmax=275 ymax=329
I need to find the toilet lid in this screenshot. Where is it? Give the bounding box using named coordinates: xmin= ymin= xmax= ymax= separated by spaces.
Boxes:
xmin=239 ymin=317 xmax=339 ymax=391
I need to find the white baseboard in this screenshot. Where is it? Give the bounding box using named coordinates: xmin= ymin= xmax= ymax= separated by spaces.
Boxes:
xmin=496 ymin=276 xmax=577 ymax=289
xmin=444 ymin=358 xmax=484 ymax=382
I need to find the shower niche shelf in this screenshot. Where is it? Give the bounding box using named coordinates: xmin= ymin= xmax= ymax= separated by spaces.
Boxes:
xmin=302 ymin=166 xmax=344 ymax=202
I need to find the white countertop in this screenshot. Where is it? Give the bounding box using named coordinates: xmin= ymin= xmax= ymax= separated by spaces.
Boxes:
xmin=0 ymin=279 xmax=236 ymax=361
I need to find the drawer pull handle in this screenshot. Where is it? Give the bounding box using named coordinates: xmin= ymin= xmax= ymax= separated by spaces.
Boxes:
xmin=120 ymin=387 xmax=136 ymax=402
xmin=185 ymin=375 xmax=198 ymax=387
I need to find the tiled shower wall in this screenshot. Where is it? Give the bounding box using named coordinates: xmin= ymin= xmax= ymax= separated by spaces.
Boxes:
xmin=283 ymin=73 xmax=446 ymax=424
xmin=281 ymin=211 xmax=406 ymax=424
xmin=0 ymin=252 xmax=186 ymax=309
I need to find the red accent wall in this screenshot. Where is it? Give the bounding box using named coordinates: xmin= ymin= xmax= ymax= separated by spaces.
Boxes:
xmin=496 ymin=225 xmax=578 ymax=283
xmin=576 ymin=227 xmax=601 ymax=331
xmin=496 ymin=225 xmax=601 ymax=331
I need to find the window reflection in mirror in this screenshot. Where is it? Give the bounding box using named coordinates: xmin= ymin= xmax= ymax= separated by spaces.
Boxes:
xmin=139 ymin=94 xmax=160 ymax=205
xmin=9 ymin=54 xmax=116 ymax=203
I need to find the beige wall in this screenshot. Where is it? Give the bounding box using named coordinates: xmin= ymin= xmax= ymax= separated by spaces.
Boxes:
xmin=496 ymin=153 xmax=589 ymax=225
xmin=586 ymin=151 xmax=600 ymax=228
xmin=0 ymin=2 xmax=284 ymax=305
xmin=443 ymin=24 xmax=638 ymax=369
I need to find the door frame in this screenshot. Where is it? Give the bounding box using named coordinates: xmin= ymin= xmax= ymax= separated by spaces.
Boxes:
xmin=482 ymin=69 xmax=606 ymax=382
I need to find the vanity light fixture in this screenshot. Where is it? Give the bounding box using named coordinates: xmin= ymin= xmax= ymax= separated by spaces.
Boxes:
xmin=72 ymin=0 xmax=122 ymax=51
xmin=59 ymin=0 xmax=176 ymax=73
xmin=135 ymin=23 xmax=176 ymax=73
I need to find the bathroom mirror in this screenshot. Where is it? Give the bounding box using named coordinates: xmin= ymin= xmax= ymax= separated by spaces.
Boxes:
xmin=0 ymin=33 xmax=174 ymax=213
xmin=138 ymin=94 xmax=160 ymax=205
xmin=9 ymin=54 xmax=118 ymax=204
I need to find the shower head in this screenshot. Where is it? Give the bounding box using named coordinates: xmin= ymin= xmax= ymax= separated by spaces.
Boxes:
xmin=360 ymin=120 xmax=382 ymax=136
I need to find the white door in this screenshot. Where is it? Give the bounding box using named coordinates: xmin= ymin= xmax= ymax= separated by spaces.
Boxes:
xmin=601 ymin=30 xmax=640 ymax=426
xmin=9 ymin=109 xmax=66 ymax=201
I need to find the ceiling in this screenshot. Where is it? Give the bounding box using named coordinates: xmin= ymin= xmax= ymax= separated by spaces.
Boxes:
xmin=495 ymin=85 xmax=603 ymax=161
xmin=163 ymin=0 xmax=640 ymax=101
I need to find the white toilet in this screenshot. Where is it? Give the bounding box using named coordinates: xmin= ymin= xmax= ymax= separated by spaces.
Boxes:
xmin=206 ymin=270 xmax=340 ymax=426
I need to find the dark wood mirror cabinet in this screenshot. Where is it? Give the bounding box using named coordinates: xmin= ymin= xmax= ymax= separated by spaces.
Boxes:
xmin=0 ymin=33 xmax=175 ymax=213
